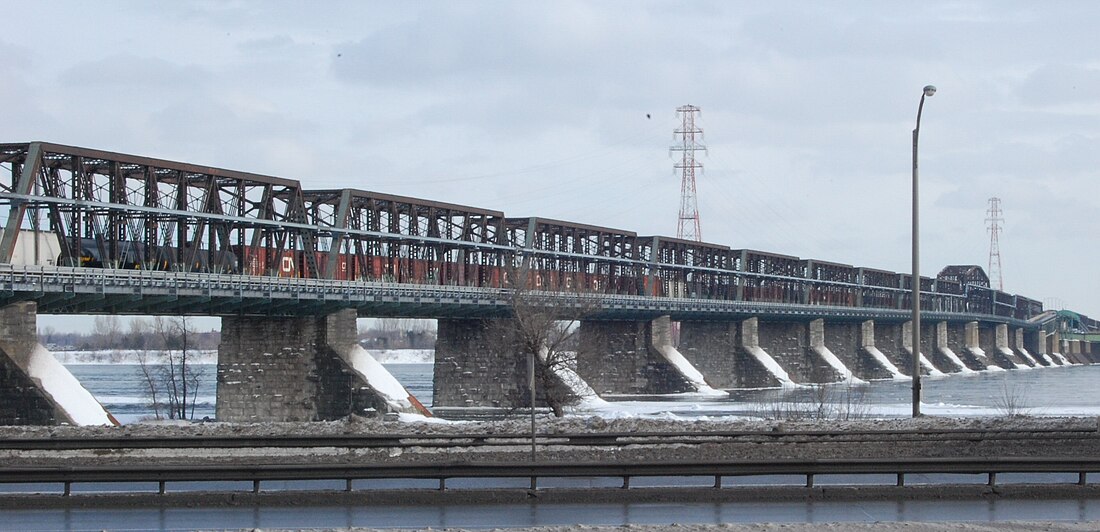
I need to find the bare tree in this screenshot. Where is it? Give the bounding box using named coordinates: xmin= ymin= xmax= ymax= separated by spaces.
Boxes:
xmin=92 ymin=315 xmax=123 ymax=350
xmin=38 ymin=325 xmax=57 ymax=346
xmin=135 ymin=316 xmax=205 ymax=420
xmin=135 ymin=350 xmax=163 ymax=420
xmin=126 ymin=318 xmax=151 ymax=350
xmin=489 ymin=261 xmax=598 ymax=417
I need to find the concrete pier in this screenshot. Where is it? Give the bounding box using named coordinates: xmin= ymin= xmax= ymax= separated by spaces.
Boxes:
xmin=218 ymin=309 xmax=425 ymax=422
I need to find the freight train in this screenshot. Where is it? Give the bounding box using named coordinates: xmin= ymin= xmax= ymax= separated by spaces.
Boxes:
xmin=0 ymin=229 xmax=1041 ymax=320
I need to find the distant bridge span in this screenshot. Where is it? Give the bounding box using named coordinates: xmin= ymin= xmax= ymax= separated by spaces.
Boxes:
xmin=0 ymin=141 xmax=1097 ymax=425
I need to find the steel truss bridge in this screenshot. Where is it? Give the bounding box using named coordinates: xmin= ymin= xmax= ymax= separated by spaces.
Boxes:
xmin=0 ymin=142 xmax=1059 ymax=325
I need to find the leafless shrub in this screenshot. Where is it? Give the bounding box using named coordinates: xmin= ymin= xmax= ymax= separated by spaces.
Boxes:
xmin=993 ymin=376 xmax=1031 ymax=418
xmin=754 ymin=378 xmax=868 ymax=421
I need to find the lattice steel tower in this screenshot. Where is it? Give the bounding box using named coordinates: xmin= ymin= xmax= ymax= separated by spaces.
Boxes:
xmin=671 ymin=105 xmax=706 ymax=241
xmin=986 ymin=197 xmax=1005 ymax=291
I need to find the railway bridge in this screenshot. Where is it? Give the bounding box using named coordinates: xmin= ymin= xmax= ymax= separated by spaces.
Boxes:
xmin=0 ymin=142 xmax=1096 ymax=424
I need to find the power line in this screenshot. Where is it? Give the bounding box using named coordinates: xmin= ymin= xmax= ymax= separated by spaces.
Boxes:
xmin=671 ymin=105 xmax=705 ymax=242
xmin=986 ymin=197 xmax=1004 ymax=291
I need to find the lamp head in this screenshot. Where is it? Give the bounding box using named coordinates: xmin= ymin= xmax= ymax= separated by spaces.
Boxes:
xmin=923 ymin=85 xmax=937 ymax=97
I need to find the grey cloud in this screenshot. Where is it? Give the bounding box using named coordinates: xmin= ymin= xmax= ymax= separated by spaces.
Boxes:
xmin=1018 ymin=63 xmax=1100 ymax=107
xmin=59 ymin=55 xmax=209 ymax=89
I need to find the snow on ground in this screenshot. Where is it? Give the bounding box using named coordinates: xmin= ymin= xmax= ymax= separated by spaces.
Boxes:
xmin=365 ymin=349 xmax=433 ymax=364
xmin=341 ymin=345 xmax=427 ymax=416
xmin=52 ymin=349 xmax=218 ymax=365
xmin=539 ymin=347 xmax=609 ymax=407
xmin=25 ymin=344 xmax=114 ymax=425
xmin=52 ymin=348 xmax=432 ymax=365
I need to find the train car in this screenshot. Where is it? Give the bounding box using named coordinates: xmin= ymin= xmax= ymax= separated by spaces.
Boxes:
xmin=0 ymin=229 xmax=62 ymax=266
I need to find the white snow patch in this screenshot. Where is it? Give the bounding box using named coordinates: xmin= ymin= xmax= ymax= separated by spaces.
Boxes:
xmin=537 ymin=346 xmax=609 ymax=407
xmin=25 ymin=344 xmax=113 ymax=425
xmin=744 ymin=346 xmax=798 ymax=388
xmin=1015 ymin=348 xmax=1038 ymax=367
xmin=340 ymin=345 xmax=425 ymax=416
xmin=812 ymin=345 xmax=864 ymax=384
xmin=917 ymin=352 xmax=945 ymax=376
xmin=365 ymin=349 xmax=433 ymax=364
xmin=998 ymin=347 xmax=1027 ymax=369
xmin=52 ymin=349 xmax=217 ymax=365
xmin=863 ymin=346 xmax=908 ymax=380
xmin=968 ymin=348 xmax=1004 ymax=372
xmin=938 ymin=347 xmax=974 ymax=373
xmin=653 ymin=344 xmax=727 ymax=396
xmin=396 ymin=412 xmax=461 ymax=424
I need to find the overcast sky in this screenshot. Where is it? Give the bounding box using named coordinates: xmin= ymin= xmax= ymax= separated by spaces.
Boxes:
xmin=5 ymin=1 xmax=1099 ymax=333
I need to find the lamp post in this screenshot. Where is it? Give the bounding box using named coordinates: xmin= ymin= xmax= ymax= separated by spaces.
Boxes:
xmin=912 ymin=84 xmax=935 ymax=418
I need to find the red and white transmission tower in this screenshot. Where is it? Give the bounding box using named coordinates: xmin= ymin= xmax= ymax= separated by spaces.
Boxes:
xmin=671 ymin=105 xmax=706 ymax=241
xmin=986 ymin=197 xmax=1005 ymax=291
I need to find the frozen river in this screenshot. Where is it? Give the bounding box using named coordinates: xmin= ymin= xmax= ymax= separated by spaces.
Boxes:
xmin=64 ymin=359 xmax=1100 ymax=423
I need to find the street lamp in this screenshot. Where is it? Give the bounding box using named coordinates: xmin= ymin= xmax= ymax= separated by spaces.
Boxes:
xmin=912 ymin=84 xmax=935 ymax=418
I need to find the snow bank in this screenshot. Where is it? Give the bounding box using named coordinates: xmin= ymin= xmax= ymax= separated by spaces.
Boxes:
xmin=537 ymin=346 xmax=608 ymax=408
xmin=340 ymin=345 xmax=430 ymax=417
xmin=812 ymin=345 xmax=864 ymax=384
xmin=939 ymin=347 xmax=974 ymax=373
xmin=52 ymin=349 xmax=217 ymax=365
xmin=24 ymin=344 xmax=114 ymax=425
xmin=744 ymin=346 xmax=797 ymax=387
xmin=365 ymin=349 xmax=434 ymax=364
xmin=652 ymin=344 xmax=728 ymax=396
xmin=864 ymin=346 xmax=908 ymax=380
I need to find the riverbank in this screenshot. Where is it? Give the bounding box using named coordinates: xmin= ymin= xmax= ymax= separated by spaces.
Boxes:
xmin=3 ymin=416 xmax=1098 ymax=468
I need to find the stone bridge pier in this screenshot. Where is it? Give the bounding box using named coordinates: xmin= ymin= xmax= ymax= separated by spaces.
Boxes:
xmin=0 ymin=302 xmax=115 ymax=425
xmin=432 ymin=318 xmax=579 ymax=411
xmin=217 ymin=309 xmax=427 ymax=422
xmin=575 ymin=318 xmax=700 ymax=396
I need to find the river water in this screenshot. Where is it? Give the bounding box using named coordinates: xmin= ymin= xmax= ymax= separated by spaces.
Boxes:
xmin=66 ymin=361 xmax=1100 ymax=424
xmin=17 ymin=362 xmax=1096 ymax=530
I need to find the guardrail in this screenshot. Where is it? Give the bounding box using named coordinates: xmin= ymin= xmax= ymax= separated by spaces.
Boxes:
xmin=2 ymin=458 xmax=1099 ymax=496
xmin=1 ymin=427 xmax=1095 ymax=451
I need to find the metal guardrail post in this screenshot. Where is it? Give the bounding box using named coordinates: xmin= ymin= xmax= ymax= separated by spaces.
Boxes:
xmin=1080 ymin=472 xmax=1088 ymax=486
xmin=987 ymin=472 xmax=996 ymax=486
xmin=806 ymin=473 xmax=814 ymax=488
xmin=714 ymin=475 xmax=722 ymax=489
xmin=897 ymin=473 xmax=905 ymax=486
xmin=252 ymin=480 xmax=260 ymax=494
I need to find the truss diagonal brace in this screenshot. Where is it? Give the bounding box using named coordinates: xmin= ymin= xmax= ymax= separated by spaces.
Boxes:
xmin=0 ymin=143 xmax=41 ymax=262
